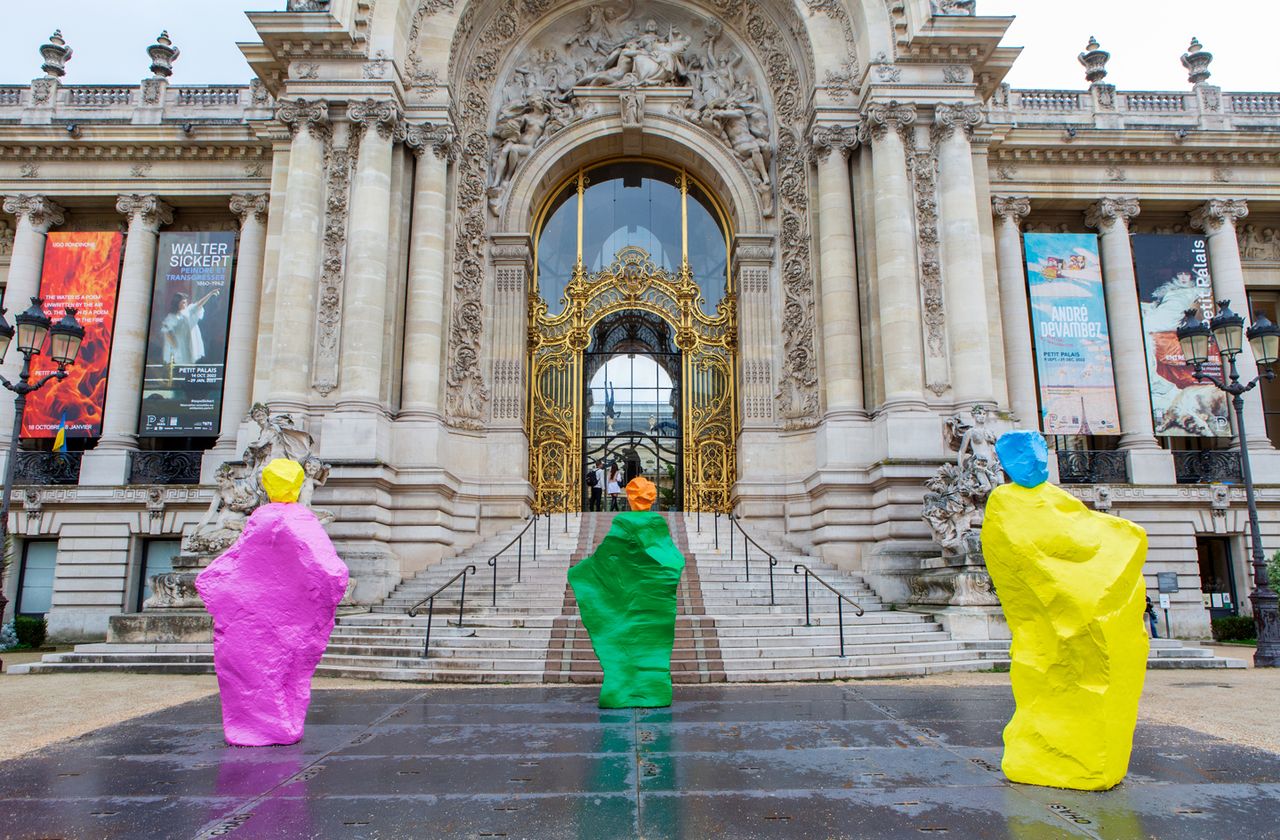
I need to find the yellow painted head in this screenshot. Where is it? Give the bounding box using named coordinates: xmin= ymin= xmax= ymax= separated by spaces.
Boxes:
xmin=626 ymin=476 xmax=658 ymax=511
xmin=262 ymin=458 xmax=305 ymax=503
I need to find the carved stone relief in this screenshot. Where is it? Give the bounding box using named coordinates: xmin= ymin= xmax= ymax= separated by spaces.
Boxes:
xmin=1239 ymin=225 xmax=1280 ymax=263
xmin=441 ymin=0 xmax=829 ymax=431
xmin=483 ymin=6 xmax=775 ymax=218
xmin=313 ymin=124 xmax=357 ymax=396
xmin=906 ymin=142 xmax=949 ymax=395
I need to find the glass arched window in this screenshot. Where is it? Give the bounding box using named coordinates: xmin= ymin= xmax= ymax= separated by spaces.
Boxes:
xmin=534 ymin=160 xmax=731 ymax=317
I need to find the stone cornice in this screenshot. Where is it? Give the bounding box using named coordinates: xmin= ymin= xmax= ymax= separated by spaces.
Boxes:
xmin=0 ymin=143 xmax=270 ymax=163
xmin=116 ymin=194 xmax=174 ymax=230
xmin=1084 ymin=197 xmax=1140 ymax=232
xmin=2 ymin=194 xmax=66 ymax=232
xmin=1190 ymin=198 xmax=1248 ymax=234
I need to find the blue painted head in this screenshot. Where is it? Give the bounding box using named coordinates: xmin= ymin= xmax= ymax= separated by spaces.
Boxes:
xmin=996 ymin=430 xmax=1049 ymax=488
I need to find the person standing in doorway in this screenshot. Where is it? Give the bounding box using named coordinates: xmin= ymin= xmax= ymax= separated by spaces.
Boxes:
xmin=607 ymin=464 xmax=622 ymax=511
xmin=587 ymin=460 xmax=605 ymax=511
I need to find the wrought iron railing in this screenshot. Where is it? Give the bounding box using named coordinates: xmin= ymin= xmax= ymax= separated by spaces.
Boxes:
xmin=485 ymin=512 xmax=551 ymax=606
xmin=14 ymin=451 xmax=81 ymax=485
xmin=1055 ymin=449 xmax=1131 ymax=484
xmin=129 ymin=451 xmax=203 ymax=485
xmin=407 ymin=565 xmax=476 ymax=658
xmin=714 ymin=511 xmax=779 ymax=605
xmin=792 ymin=564 xmax=866 ymax=658
xmin=1174 ymin=449 xmax=1244 ymax=484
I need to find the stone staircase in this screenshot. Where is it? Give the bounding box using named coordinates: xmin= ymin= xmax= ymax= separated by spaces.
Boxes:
xmin=10 ymin=512 xmax=1245 ymax=677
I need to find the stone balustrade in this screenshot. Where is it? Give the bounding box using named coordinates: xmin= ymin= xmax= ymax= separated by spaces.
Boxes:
xmin=0 ymin=82 xmax=269 ymax=122
xmin=992 ymin=85 xmax=1280 ymax=129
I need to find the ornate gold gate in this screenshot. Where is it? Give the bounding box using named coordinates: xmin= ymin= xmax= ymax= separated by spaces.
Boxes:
xmin=528 ymin=243 xmax=736 ymax=512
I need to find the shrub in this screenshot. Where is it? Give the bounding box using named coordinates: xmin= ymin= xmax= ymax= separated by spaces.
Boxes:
xmin=13 ymin=615 xmax=46 ymax=649
xmin=1211 ymin=615 xmax=1256 ymax=642
xmin=0 ymin=621 xmax=15 ymax=652
xmin=1269 ymin=550 xmax=1280 ymax=592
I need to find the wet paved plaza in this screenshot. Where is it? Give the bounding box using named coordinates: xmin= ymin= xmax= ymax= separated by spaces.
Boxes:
xmin=0 ymin=683 xmax=1278 ymax=839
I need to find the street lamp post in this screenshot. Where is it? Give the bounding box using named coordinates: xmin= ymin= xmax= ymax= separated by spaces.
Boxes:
xmin=1177 ymin=300 xmax=1280 ymax=667
xmin=0 ymin=298 xmax=85 ymax=631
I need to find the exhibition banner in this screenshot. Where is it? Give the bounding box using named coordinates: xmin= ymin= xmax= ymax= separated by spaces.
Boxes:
xmin=23 ymin=231 xmax=124 ymax=438
xmin=140 ymin=232 xmax=236 ymax=436
xmin=1131 ymin=234 xmax=1229 ymax=437
xmin=1023 ymin=233 xmax=1122 ymax=436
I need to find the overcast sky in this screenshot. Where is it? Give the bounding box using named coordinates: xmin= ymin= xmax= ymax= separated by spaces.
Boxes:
xmin=0 ymin=1 xmax=1276 ymax=91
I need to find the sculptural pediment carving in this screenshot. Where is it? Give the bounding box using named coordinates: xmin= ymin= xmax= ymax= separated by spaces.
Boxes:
xmin=486 ymin=1 xmax=774 ymax=217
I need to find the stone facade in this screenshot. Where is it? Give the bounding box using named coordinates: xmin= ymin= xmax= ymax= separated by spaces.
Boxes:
xmin=0 ymin=3 xmax=1277 ymax=642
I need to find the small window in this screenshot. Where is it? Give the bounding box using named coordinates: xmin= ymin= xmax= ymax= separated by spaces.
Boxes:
xmin=16 ymin=541 xmax=58 ymax=615
xmin=137 ymin=539 xmax=181 ymax=611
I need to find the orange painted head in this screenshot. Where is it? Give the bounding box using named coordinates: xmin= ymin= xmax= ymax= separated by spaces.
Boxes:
xmin=626 ymin=476 xmax=658 ymax=511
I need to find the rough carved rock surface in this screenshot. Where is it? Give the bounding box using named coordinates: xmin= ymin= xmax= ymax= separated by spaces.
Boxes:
xmin=567 ymin=512 xmax=686 ymax=709
xmin=195 ymin=503 xmax=348 ymax=746
xmin=995 ymin=429 xmax=1049 ymax=488
xmin=982 ymin=480 xmax=1149 ymax=791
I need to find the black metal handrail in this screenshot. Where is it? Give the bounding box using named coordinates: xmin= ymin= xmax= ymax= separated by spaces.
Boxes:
xmin=407 ymin=564 xmax=476 ymax=658
xmin=485 ymin=512 xmax=551 ymax=606
xmin=717 ymin=511 xmax=779 ymax=606
xmin=792 ymin=563 xmax=866 ymax=658
xmin=1173 ymin=449 xmax=1244 ymax=484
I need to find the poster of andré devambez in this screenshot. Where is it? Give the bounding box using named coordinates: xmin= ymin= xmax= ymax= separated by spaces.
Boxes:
xmin=1131 ymin=234 xmax=1230 ymax=437
xmin=140 ymin=232 xmax=236 ymax=436
xmin=1023 ymin=233 xmax=1122 ymax=436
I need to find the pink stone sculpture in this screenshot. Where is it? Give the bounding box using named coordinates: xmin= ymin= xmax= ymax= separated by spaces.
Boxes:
xmin=195 ymin=502 xmax=348 ymax=746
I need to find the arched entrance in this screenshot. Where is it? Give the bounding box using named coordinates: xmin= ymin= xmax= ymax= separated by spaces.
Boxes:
xmin=528 ymin=160 xmax=736 ymax=512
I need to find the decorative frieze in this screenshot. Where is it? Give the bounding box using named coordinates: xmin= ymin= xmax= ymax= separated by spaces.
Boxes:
xmin=1238 ymin=225 xmax=1280 ymax=263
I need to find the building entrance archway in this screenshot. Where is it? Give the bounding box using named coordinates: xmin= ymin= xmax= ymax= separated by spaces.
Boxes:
xmin=528 ymin=161 xmax=736 ymax=513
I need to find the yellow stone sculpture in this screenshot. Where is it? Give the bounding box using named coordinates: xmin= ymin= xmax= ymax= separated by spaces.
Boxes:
xmin=982 ymin=431 xmax=1149 ymax=791
xmin=262 ymin=458 xmax=305 ymax=504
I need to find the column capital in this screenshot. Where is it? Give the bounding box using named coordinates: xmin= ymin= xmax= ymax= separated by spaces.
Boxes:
xmin=349 ymin=97 xmax=401 ymax=140
xmin=276 ymin=97 xmax=330 ymax=141
xmin=115 ymin=194 xmax=173 ymax=231
xmin=1191 ymin=198 xmax=1248 ymax=233
xmin=930 ymin=101 xmax=984 ymax=143
xmin=1084 ymin=197 xmax=1140 ymax=232
xmin=2 ymin=194 xmax=66 ymax=232
xmin=859 ymin=100 xmax=916 ymax=143
xmin=229 ymin=192 xmax=269 ymax=225
xmin=990 ymin=195 xmax=1031 ymax=227
xmin=403 ymin=120 xmax=457 ymax=161
xmin=808 ymin=123 xmax=859 ymax=163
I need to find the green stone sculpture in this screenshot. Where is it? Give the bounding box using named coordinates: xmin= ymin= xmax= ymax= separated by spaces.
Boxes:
xmin=568 ymin=509 xmax=686 ymax=708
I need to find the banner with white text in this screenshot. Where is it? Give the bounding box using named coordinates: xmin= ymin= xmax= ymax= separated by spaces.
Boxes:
xmin=1024 ymin=233 xmax=1122 ymax=436
xmin=24 ymin=232 xmax=124 ymax=438
xmin=1131 ymin=234 xmax=1230 ymax=437
xmin=139 ymin=232 xmax=236 ymax=436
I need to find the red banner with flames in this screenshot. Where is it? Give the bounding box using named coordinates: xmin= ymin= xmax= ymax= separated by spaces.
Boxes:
xmin=22 ymin=231 xmax=124 ymax=438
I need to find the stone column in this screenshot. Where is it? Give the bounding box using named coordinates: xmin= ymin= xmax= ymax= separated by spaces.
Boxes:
xmin=1192 ymin=199 xmax=1272 ymax=450
xmin=81 ymin=195 xmax=174 ymax=484
xmin=337 ymin=99 xmax=399 ymax=411
xmin=863 ymin=102 xmax=926 ymax=408
xmin=268 ymin=99 xmax=329 ymax=411
xmin=1083 ymin=198 xmax=1159 ymax=445
xmin=809 ymin=124 xmax=864 ymax=416
xmin=1086 ymin=198 xmax=1175 ymax=483
xmin=401 ymin=123 xmax=455 ymax=417
xmin=990 ymin=197 xmax=1038 ymax=427
xmin=932 ymin=103 xmax=995 ymax=407
xmin=205 ymin=193 xmax=268 ymax=474
xmin=0 ymin=196 xmax=64 ymax=456
xmin=732 ymin=235 xmax=776 ymax=427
